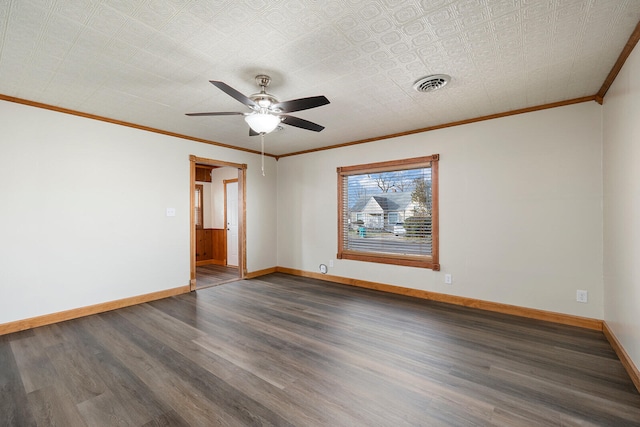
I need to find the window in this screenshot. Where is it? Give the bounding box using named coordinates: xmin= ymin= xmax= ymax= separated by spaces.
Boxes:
xmin=337 ymin=155 xmax=439 ymax=270
xmin=195 ymin=184 xmax=204 ymax=229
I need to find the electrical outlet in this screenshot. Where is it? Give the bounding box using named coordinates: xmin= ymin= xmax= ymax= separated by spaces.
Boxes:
xmin=444 ymin=274 xmax=452 ymax=284
xmin=576 ymin=290 xmax=588 ymax=303
xmin=329 ymin=260 xmax=334 ymax=268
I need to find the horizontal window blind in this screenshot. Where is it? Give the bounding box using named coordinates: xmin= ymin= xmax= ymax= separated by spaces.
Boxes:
xmin=337 ymin=155 xmax=439 ymax=270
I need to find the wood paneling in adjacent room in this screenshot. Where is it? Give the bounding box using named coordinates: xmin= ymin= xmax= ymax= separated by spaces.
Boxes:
xmin=195 ymin=228 xmax=226 ymax=265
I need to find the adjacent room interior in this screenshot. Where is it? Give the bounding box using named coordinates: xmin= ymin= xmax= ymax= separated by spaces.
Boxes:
xmin=193 ymin=162 xmax=242 ymax=289
xmin=1 ymin=1 xmax=640 ymax=425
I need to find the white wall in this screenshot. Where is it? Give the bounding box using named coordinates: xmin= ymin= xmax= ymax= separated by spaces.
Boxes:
xmin=603 ymin=44 xmax=640 ymax=369
xmin=3 ymin=75 xmax=633 ymax=351
xmin=277 ymin=102 xmax=604 ymax=318
xmin=0 ymin=100 xmax=277 ymax=324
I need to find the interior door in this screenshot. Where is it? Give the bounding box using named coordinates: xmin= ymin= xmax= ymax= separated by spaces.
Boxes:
xmin=225 ymin=180 xmax=239 ymax=267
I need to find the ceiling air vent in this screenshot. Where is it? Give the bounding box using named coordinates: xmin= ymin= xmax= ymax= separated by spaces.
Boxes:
xmin=413 ymin=74 xmax=451 ymax=93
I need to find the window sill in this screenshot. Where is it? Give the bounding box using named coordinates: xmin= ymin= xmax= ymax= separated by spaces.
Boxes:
xmin=338 ymin=250 xmax=440 ymax=270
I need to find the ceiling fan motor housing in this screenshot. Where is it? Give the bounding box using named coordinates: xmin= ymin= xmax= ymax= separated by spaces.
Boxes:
xmin=251 ymin=92 xmax=279 ymax=110
xmin=251 ymin=75 xmax=280 ymax=110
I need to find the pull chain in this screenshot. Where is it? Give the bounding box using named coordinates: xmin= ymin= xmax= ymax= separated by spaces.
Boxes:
xmin=260 ymin=133 xmax=265 ymax=176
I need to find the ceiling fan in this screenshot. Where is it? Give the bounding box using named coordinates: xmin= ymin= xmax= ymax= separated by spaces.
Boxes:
xmin=186 ymin=75 xmax=330 ymax=135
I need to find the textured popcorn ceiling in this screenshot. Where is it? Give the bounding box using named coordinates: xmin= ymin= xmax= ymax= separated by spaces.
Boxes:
xmin=1 ymin=0 xmax=639 ymax=156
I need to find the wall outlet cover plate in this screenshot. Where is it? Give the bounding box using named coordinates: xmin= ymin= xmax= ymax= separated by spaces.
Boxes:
xmin=576 ymin=290 xmax=588 ymax=303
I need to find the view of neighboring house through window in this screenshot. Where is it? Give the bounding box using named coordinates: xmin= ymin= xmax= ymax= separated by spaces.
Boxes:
xmin=337 ymin=155 xmax=439 ymax=270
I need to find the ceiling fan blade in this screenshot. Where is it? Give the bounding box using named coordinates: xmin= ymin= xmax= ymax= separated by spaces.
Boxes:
xmin=273 ymin=96 xmax=329 ymax=113
xmin=209 ymin=80 xmax=257 ymax=108
xmin=185 ymin=112 xmax=246 ymax=116
xmin=281 ymin=115 xmax=325 ymax=132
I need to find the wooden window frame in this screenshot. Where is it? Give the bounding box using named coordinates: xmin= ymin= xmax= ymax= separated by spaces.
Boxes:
xmin=194 ymin=184 xmax=204 ymax=230
xmin=337 ymin=155 xmax=440 ymax=270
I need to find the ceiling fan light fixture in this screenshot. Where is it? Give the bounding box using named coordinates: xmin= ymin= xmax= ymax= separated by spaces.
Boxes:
xmin=187 ymin=75 xmax=328 ymax=135
xmin=245 ymin=112 xmax=280 ymax=134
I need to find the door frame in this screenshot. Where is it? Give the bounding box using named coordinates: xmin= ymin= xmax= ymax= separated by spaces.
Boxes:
xmin=189 ymin=155 xmax=247 ymax=291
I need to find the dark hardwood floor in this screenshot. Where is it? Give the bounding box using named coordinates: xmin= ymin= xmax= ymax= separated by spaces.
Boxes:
xmin=1 ymin=273 xmax=639 ymax=426
xmin=196 ymin=264 xmax=239 ymax=289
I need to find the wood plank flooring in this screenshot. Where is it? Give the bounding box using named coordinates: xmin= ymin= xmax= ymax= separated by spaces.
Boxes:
xmin=196 ymin=264 xmax=239 ymax=289
xmin=1 ymin=272 xmax=640 ymax=426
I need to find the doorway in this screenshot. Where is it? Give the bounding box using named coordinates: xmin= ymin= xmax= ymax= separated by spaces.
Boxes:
xmin=190 ymin=155 xmax=247 ymax=291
